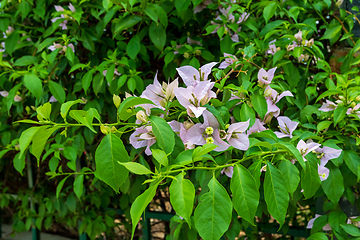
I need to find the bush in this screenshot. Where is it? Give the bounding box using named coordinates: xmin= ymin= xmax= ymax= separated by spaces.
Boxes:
xmin=1 ymin=0 xmax=360 ymax=239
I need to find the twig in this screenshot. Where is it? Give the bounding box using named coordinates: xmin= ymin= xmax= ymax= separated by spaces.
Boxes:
xmin=333 ymin=13 xmax=356 ymax=45
xmin=346 ymin=10 xmax=360 ymax=26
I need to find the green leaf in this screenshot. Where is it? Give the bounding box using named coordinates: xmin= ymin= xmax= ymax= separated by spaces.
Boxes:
xmin=49 ymin=81 xmax=66 ymax=103
xmin=144 ymin=8 xmax=158 ymax=22
xmin=24 ymin=74 xmax=43 ymax=100
xmin=95 ymin=133 xmax=130 ymax=192
xmin=127 ymin=77 xmax=136 ymax=93
xmin=278 ymin=160 xmax=300 ymax=196
xmin=344 ymin=150 xmax=360 ymax=177
xmin=69 ymin=109 xmax=100 ymax=133
xmin=301 ymin=160 xmax=321 ymax=199
xmin=250 ymin=95 xmax=267 ymax=120
xmin=13 ymin=56 xmax=38 ymax=66
xmin=317 ymin=121 xmax=332 ymax=133
xmin=273 ymin=142 xmax=305 ymax=169
xmin=32 ymin=126 xmax=60 ymax=166
xmin=169 ymin=173 xmax=195 ymax=227
xmin=56 ymin=176 xmax=70 ymax=199
xmin=126 ymin=35 xmax=140 ymax=59
xmin=115 ymin=15 xmax=142 ymax=34
xmin=36 ymin=102 xmax=52 ymax=121
xmin=130 ymin=180 xmax=160 ymax=239
xmin=118 ymin=162 xmax=153 ymax=175
xmin=150 ymin=116 xmax=175 ymax=154
xmin=192 ymin=143 xmax=217 ymax=161
xmin=13 ymin=152 xmax=26 ymax=176
xmin=264 ymin=163 xmax=289 ymax=228
xmin=260 ymin=20 xmax=286 ymax=37
xmin=240 ymin=103 xmax=255 ymax=127
xmin=82 ymin=69 xmax=95 ymax=94
xmin=320 ymin=24 xmax=342 ymax=45
xmin=333 ymin=105 xmax=347 ymax=126
xmin=19 ymin=127 xmax=40 ymax=158
xmin=118 ymin=97 xmax=154 ymax=121
xmin=6 ymin=83 xmax=22 ymax=114
xmin=149 ymin=22 xmax=166 ymax=51
xmin=341 ymin=224 xmax=360 ymax=237
xmin=5 ymin=31 xmax=20 ymax=55
xmin=322 ymin=167 xmax=344 ymax=204
xmin=152 ymin=149 xmax=168 ymax=167
xmin=175 ymin=0 xmax=191 ymax=12
xmin=60 ymin=99 xmax=84 ymax=119
xmin=153 ymin=4 xmax=168 ymax=28
xmin=194 ymin=177 xmax=232 ymax=240
xmin=65 ymin=47 xmax=75 ymax=63
xmin=231 ymin=164 xmax=259 ymax=225
xmin=204 ymin=104 xmax=226 ymax=129
xmin=74 ymin=175 xmax=84 ymax=199
xmin=307 ymin=232 xmax=328 ymax=240
xmin=81 ymin=29 xmax=95 ymax=52
xmin=263 ymin=2 xmax=277 ymax=24
xmin=316 ymin=90 xmax=342 ymax=102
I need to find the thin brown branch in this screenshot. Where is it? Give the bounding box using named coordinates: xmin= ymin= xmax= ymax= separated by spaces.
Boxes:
xmin=332 ymin=13 xmax=356 ymax=45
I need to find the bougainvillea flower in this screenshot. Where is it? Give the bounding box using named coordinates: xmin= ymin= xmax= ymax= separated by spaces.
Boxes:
xmin=294 ymin=30 xmax=303 ymax=42
xmin=258 ymin=67 xmax=277 ymax=87
xmin=176 ymin=62 xmax=217 ymax=87
xmin=0 ymin=91 xmax=9 ymax=97
xmin=129 ymin=126 xmax=156 ymax=155
xmin=296 ymin=139 xmax=321 ymax=162
xmin=219 ymin=53 xmax=238 ymax=69
xmin=48 ymin=43 xmax=75 ymax=53
xmin=14 ymin=95 xmax=22 ymax=102
xmin=318 ymin=100 xmax=337 ymax=112
xmin=49 ymin=96 xmax=58 ymax=103
xmin=247 ymin=118 xmax=267 ymax=135
xmin=318 ymin=165 xmax=330 ymax=181
xmin=51 ymin=4 xmax=76 ymax=30
xmin=265 ymin=40 xmax=278 ymax=55
xmin=141 ymin=73 xmax=178 ymax=108
xmin=318 ymin=146 xmax=342 ymax=166
xmin=274 ymin=116 xmax=299 ymax=138
xmin=264 ymin=86 xmax=293 ymax=122
xmin=175 ymin=81 xmax=216 ymax=118
xmin=226 ymin=120 xmax=250 ymax=150
xmin=347 ymin=103 xmax=360 ymax=118
xmin=221 ymin=166 xmax=234 ymax=178
xmin=306 ymin=214 xmax=332 ymax=230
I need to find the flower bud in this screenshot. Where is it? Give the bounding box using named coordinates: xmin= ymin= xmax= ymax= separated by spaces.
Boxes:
xmin=355 ymin=95 xmax=360 ymax=102
xmin=111 ymin=126 xmax=117 ymax=133
xmin=113 ymin=94 xmax=121 ymax=109
xmin=183 ymin=121 xmax=194 ymax=130
xmin=264 ymin=89 xmax=273 ymax=97
xmin=100 ymin=125 xmax=111 ymax=134
xmin=195 ymin=49 xmax=202 ymax=56
xmin=183 ymin=52 xmax=190 ymax=59
xmin=351 ymin=102 xmax=356 ymax=108
xmin=339 ymin=95 xmax=345 ymax=101
xmin=136 ymin=110 xmax=148 ymax=123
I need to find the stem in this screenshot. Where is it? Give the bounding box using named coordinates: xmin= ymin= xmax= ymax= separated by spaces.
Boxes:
xmin=165 ymin=150 xmax=288 ymax=175
xmin=332 ymin=14 xmax=356 ymax=45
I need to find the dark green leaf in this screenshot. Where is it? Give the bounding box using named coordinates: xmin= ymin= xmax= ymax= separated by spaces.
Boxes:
xmin=49 ymin=81 xmax=66 ymax=103
xmin=278 ymin=160 xmax=300 ymax=196
xmin=194 ymin=177 xmax=232 ymax=240
xmin=322 ymin=167 xmax=344 ymax=204
xmin=24 ymin=74 xmax=43 ymax=100
xmin=149 ymin=22 xmax=166 ymax=51
xmin=333 ymin=105 xmax=347 ymax=126
xmin=250 ymin=95 xmax=267 ymax=120
xmin=231 ymin=164 xmax=259 ymax=225
xmin=126 ymin=35 xmax=140 ymax=59
xmin=169 ymin=173 xmax=195 ymax=226
xmin=118 ymin=97 xmax=154 ymax=121
xmin=264 ymin=163 xmax=289 ymax=228
xmin=94 ymin=133 xmax=130 ymax=192
xmin=150 ymin=116 xmax=175 ymax=154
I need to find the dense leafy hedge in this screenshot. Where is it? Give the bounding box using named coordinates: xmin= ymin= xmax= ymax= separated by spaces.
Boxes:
xmin=1 ymin=0 xmax=360 ymax=239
